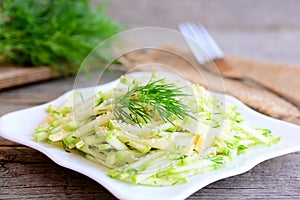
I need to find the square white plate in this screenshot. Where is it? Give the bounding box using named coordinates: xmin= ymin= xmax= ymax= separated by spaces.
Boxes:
xmin=1 ymin=74 xmax=300 ymax=200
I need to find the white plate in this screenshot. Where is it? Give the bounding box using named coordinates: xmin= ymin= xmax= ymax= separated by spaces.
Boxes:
xmin=1 ymin=73 xmax=300 ymax=200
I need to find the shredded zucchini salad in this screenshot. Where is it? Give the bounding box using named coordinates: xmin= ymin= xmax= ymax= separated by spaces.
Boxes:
xmin=34 ymin=73 xmax=280 ymax=186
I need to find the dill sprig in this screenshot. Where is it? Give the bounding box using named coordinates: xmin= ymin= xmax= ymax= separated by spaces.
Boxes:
xmin=0 ymin=0 xmax=122 ymax=75
xmin=114 ymin=79 xmax=193 ymax=126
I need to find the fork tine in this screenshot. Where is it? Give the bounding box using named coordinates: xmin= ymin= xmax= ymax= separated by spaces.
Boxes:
xmin=179 ymin=24 xmax=205 ymax=64
xmin=179 ymin=23 xmax=212 ymax=64
xmin=179 ymin=23 xmax=207 ymax=49
xmin=189 ymin=23 xmax=216 ymax=59
xmin=195 ymin=25 xmax=224 ymax=59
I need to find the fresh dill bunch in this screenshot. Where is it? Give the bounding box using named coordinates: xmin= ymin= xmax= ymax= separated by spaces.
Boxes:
xmin=0 ymin=0 xmax=123 ymax=75
xmin=114 ymin=79 xmax=193 ymax=126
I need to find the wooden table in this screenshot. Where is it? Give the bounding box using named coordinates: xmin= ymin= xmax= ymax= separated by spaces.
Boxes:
xmin=1 ymin=0 xmax=300 ymax=199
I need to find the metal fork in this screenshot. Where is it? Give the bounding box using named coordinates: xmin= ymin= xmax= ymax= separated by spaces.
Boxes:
xmin=179 ymin=23 xmax=300 ymax=106
xmin=178 ymin=23 xmax=242 ymax=78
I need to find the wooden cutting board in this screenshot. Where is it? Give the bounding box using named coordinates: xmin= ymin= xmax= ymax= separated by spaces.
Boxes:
xmin=0 ymin=65 xmax=53 ymax=90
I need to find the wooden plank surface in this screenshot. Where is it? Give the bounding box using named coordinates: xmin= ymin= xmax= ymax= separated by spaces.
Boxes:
xmin=1 ymin=0 xmax=300 ymax=199
xmin=0 ymin=66 xmax=54 ymax=90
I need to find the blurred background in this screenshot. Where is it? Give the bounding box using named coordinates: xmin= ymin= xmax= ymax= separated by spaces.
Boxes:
xmin=95 ymin=0 xmax=300 ymax=65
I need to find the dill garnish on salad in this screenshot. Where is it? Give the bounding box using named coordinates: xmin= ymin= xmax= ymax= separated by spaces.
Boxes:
xmin=34 ymin=73 xmax=280 ymax=186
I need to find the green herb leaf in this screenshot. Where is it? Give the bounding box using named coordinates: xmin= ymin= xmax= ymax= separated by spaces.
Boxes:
xmin=0 ymin=0 xmax=123 ymax=74
xmin=113 ymin=78 xmax=193 ymax=126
